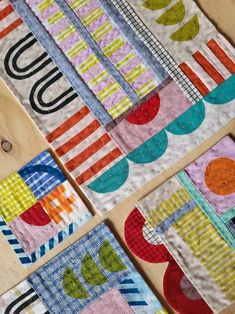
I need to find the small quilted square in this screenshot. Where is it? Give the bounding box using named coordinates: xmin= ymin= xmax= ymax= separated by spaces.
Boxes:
xmin=0 ymin=172 xmax=37 ymax=223
xmin=28 ymin=223 xmax=134 ymax=313
xmin=8 ymin=203 xmax=59 ymax=255
xmin=18 ymin=150 xmax=66 ymax=200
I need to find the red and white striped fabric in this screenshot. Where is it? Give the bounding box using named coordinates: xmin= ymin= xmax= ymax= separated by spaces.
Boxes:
xmin=180 ymin=34 xmax=235 ymax=96
xmin=0 ymin=0 xmax=22 ymax=39
xmin=46 ymin=105 xmax=123 ymax=186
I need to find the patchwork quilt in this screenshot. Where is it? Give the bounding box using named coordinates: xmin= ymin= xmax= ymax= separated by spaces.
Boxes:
xmin=0 ymin=1 xmax=234 ymax=312
xmin=0 ymin=150 xmax=92 ymax=266
xmin=0 ymin=0 xmax=234 ymax=214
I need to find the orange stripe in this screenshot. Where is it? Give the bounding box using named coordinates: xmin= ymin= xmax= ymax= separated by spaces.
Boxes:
xmin=0 ymin=4 xmax=14 ymax=21
xmin=76 ymin=148 xmax=122 ymax=185
xmin=56 ymin=119 xmax=100 ymax=157
xmin=0 ymin=18 xmax=22 ymax=39
xmin=65 ymin=133 xmax=111 ymax=172
xmin=180 ymin=62 xmax=210 ymax=96
xmin=46 ymin=106 xmax=90 ymax=143
xmin=207 ymin=39 xmax=235 ymax=74
xmin=193 ymin=51 xmax=225 ymax=85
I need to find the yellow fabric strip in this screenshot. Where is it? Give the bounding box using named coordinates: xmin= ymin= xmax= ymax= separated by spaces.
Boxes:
xmin=93 ymin=21 xmax=112 ymax=41
xmin=38 ymin=0 xmax=53 ymax=12
xmin=81 ymin=8 xmax=103 ymax=27
xmin=67 ymin=41 xmax=87 ymax=59
xmin=48 ymin=11 xmax=64 ymax=25
xmin=173 ymin=206 xmax=235 ymax=300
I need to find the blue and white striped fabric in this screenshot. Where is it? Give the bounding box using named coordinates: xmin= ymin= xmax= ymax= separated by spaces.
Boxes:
xmin=18 ymin=150 xmax=66 ymax=200
xmin=0 ymin=212 xmax=91 ymax=267
xmin=119 ymin=271 xmax=165 ymax=313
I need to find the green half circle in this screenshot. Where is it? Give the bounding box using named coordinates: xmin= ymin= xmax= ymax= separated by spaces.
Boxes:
xmin=81 ymin=253 xmax=108 ymax=286
xmin=156 ymin=1 xmax=185 ymax=25
xmin=99 ymin=240 xmax=127 ymax=272
xmin=170 ymin=15 xmax=200 ymax=41
xmin=62 ymin=266 xmax=89 ymax=299
xmin=142 ymin=0 xmax=171 ymax=10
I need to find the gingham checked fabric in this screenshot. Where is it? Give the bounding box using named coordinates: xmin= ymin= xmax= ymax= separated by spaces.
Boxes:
xmin=0 ymin=172 xmax=37 ymax=223
xmin=28 ymin=223 xmax=134 ymax=313
xmin=19 ymin=150 xmax=66 ymax=200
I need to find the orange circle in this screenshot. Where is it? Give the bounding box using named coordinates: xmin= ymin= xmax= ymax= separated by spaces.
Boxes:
xmin=205 ymin=157 xmax=235 ymax=195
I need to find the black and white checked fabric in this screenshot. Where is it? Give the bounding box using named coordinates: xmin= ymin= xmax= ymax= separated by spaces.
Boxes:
xmin=110 ymin=0 xmax=202 ymax=104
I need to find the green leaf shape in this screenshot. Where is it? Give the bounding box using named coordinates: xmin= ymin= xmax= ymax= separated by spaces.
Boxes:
xmin=99 ymin=240 xmax=127 ymax=272
xmin=170 ymin=15 xmax=200 ymax=41
xmin=142 ymin=0 xmax=171 ymax=10
xmin=63 ymin=266 xmax=89 ymax=299
xmin=156 ymin=1 xmax=185 ymax=25
xmin=81 ymin=253 xmax=108 ymax=286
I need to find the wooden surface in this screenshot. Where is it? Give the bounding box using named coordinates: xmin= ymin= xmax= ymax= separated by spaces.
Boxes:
xmin=0 ymin=1 xmax=235 ymax=313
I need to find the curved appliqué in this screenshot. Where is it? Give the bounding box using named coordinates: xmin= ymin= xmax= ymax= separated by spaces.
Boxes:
xmin=19 ymin=164 xmax=66 ymax=183
xmin=124 ymin=208 xmax=170 ymax=263
xmin=204 ymin=74 xmax=235 ymax=104
xmin=4 ymin=32 xmax=51 ymax=80
xmin=127 ymin=129 xmax=168 ymax=164
xmin=166 ymin=101 xmax=205 ymax=135
xmin=88 ymin=158 xmax=129 ymax=193
xmin=125 ymin=94 xmax=160 ymax=125
xmin=163 ymin=259 xmax=212 ymax=314
xmin=30 ymin=67 xmax=78 ymax=114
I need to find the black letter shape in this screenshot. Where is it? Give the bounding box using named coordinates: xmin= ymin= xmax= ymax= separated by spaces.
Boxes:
xmin=4 ymin=32 xmax=52 ymax=80
xmin=30 ymin=67 xmax=78 ymax=114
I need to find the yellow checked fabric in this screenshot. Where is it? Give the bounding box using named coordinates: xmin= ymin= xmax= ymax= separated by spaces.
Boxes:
xmin=147 ymin=188 xmax=191 ymax=228
xmin=0 ymin=172 xmax=37 ymax=223
xmin=173 ymin=206 xmax=235 ymax=301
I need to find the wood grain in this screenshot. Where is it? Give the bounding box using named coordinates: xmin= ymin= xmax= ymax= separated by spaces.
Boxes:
xmin=0 ymin=1 xmax=235 ymax=313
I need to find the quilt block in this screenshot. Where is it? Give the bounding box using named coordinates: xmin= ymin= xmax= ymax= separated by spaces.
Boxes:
xmin=0 ymin=150 xmax=92 ymax=266
xmin=137 ymin=136 xmax=235 ymax=313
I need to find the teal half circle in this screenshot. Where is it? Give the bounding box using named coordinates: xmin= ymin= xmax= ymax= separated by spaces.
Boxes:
xmin=166 ymin=101 xmax=205 ymax=135
xmin=127 ymin=130 xmax=168 ymax=164
xmin=88 ymin=158 xmax=129 ymax=193
xmin=204 ymin=75 xmax=235 ymax=104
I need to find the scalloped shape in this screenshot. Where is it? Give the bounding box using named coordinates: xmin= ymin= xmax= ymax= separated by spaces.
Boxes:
xmin=63 ymin=266 xmax=89 ymax=299
xmin=142 ymin=0 xmax=171 ymax=10
xmin=88 ymin=158 xmax=129 ymax=193
xmin=204 ymin=74 xmax=235 ymax=104
xmin=166 ymin=101 xmax=205 ymax=135
xmin=81 ymin=253 xmax=108 ymax=285
xmin=127 ymin=129 xmax=168 ymax=164
xmin=99 ymin=240 xmax=127 ymax=272
xmin=170 ymin=15 xmax=200 ymax=41
xmin=156 ymin=1 xmax=185 ymax=25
